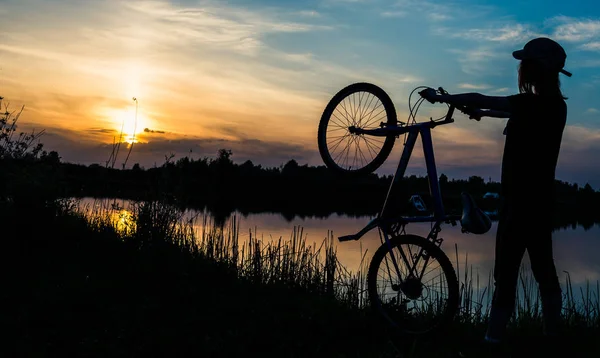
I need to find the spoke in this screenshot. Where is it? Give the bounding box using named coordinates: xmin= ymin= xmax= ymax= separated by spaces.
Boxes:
xmin=327 ymin=138 xmax=351 ymax=152
xmin=326 ymin=127 xmax=348 ymax=133
xmin=329 ymin=134 xmax=351 ymax=155
xmin=362 ymin=135 xmax=385 ymax=148
xmin=359 ymin=136 xmax=378 ymax=160
xmin=379 ymin=248 xmax=408 ymax=282
xmin=333 ymin=106 xmax=352 ymax=125
xmin=359 ymin=93 xmax=377 ymax=127
xmin=326 ymin=133 xmax=352 ymax=140
xmin=407 ymin=244 xmax=417 ymax=273
xmin=333 ymin=107 xmax=351 ymax=126
xmin=344 ymin=95 xmax=353 ymax=124
xmin=363 ymin=106 xmax=387 ymax=128
xmin=333 ymin=137 xmax=352 ymax=168
xmin=355 ymin=139 xmax=368 ymax=167
xmin=356 ymin=92 xmax=365 ymax=125
xmin=328 ymin=132 xmax=351 ymax=152
xmin=367 ymin=110 xmax=390 ymax=128
xmin=421 ymin=262 xmax=444 ymax=279
xmin=351 ymin=93 xmax=358 ymax=123
xmin=421 ymin=272 xmax=447 ymax=286
xmin=340 ymin=134 xmax=354 ymax=169
xmin=380 ymin=252 xmax=402 ymax=291
xmin=331 ymin=112 xmax=350 ymax=129
xmin=327 ymin=132 xmax=351 ymax=144
xmin=351 ymin=136 xmax=359 ymax=169
xmin=361 ymin=101 xmax=384 ymax=127
xmin=339 ymin=98 xmax=353 ymax=125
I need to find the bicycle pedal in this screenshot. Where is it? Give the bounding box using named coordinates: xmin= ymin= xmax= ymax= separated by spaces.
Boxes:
xmin=338 ymin=234 xmax=359 ymax=242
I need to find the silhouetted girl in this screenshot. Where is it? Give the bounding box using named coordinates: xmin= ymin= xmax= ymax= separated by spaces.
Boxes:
xmin=420 ymin=37 xmax=571 ymax=354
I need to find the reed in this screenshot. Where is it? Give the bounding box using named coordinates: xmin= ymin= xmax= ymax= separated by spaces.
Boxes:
xmin=69 ymin=198 xmax=599 ymax=357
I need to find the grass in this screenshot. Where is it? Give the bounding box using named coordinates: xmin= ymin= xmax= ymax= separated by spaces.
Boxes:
xmin=4 ymin=198 xmax=395 ymax=358
xmin=4 ymin=196 xmax=600 ymax=357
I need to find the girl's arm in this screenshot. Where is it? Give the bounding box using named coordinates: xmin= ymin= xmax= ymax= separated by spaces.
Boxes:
xmin=479 ymin=109 xmax=511 ymax=118
xmin=438 ymin=93 xmax=512 ymax=112
xmin=466 ymin=109 xmax=511 ymax=121
xmin=420 ymin=89 xmax=513 ymax=112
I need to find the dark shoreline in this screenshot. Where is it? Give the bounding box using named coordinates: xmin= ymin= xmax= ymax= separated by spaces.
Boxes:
xmin=3 ymin=151 xmax=599 ymax=230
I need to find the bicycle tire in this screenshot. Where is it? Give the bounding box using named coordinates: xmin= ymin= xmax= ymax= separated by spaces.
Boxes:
xmin=318 ymin=82 xmax=397 ymax=176
xmin=367 ymin=234 xmax=459 ymax=336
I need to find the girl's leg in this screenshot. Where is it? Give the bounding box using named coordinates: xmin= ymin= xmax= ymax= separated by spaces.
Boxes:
xmin=527 ymin=231 xmax=562 ymax=336
xmin=485 ymin=211 xmax=527 ymax=343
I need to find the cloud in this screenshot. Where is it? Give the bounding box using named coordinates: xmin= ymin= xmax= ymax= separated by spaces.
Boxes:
xmin=373 ymin=118 xmax=507 ymax=179
xmin=1 ymin=0 xmax=355 ymax=145
xmin=428 ymin=13 xmax=452 ymax=22
xmin=89 ymin=128 xmax=119 ymax=134
xmin=279 ymin=52 xmax=315 ymax=64
xmin=297 ymin=10 xmax=321 ymax=18
xmin=447 ymin=47 xmax=501 ymax=75
xmin=440 ymin=23 xmax=536 ymax=43
xmin=581 ymin=75 xmax=600 ymax=88
xmin=144 ymin=128 xmax=166 ymax=134
xmin=574 ymin=59 xmax=600 ymax=68
xmin=31 ymin=123 xmax=318 ymax=169
xmin=458 ymin=83 xmax=492 ymax=90
xmin=19 ymin=113 xmax=600 ymax=189
xmin=3 ymin=0 xmax=600 ymax=190
xmin=581 ymin=42 xmax=600 ymax=51
xmin=391 ymin=0 xmax=494 ymax=23
xmin=128 ymin=2 xmax=334 ymax=34
xmin=556 ymin=125 xmax=600 ymax=187
xmin=585 ymin=108 xmax=599 ymax=114
xmin=551 ymin=16 xmax=600 ymax=42
xmin=381 ymin=11 xmax=407 ymax=18
xmin=491 ymin=87 xmax=510 ymax=93
xmin=321 ymin=0 xmax=375 ymax=9
xmin=373 ymin=117 xmax=600 ymax=189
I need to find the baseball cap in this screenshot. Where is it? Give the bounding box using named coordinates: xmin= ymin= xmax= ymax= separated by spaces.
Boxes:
xmin=512 ymin=37 xmax=572 ymax=77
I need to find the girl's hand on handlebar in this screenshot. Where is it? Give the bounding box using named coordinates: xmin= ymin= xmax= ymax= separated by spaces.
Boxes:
xmin=419 ymin=88 xmax=440 ymax=104
xmin=465 ymin=108 xmax=483 ymax=121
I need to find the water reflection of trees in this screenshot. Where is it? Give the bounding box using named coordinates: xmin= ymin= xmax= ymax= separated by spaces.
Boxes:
xmin=3 ymin=149 xmax=599 ymax=230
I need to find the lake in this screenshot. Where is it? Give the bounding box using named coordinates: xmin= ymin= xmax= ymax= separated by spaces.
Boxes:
xmin=78 ymin=197 xmax=600 ymax=308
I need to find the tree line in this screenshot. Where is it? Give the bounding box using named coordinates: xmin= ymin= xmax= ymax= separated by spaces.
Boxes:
xmin=2 ymin=148 xmax=598 ymax=230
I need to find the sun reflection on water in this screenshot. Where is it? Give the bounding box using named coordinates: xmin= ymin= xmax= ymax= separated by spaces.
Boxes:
xmin=111 ymin=208 xmax=136 ymax=235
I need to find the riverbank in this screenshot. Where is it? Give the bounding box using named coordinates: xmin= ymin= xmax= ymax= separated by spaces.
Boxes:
xmin=3 ymin=198 xmax=599 ymax=357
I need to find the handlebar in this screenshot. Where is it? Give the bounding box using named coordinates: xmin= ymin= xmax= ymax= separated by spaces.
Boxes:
xmin=436 ymin=86 xmax=479 ymax=120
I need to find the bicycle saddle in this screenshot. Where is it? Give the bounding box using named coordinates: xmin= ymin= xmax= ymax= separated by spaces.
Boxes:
xmin=460 ymin=192 xmax=492 ymax=235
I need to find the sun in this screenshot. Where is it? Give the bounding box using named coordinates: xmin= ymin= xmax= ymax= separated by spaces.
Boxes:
xmin=111 ymin=103 xmax=149 ymax=144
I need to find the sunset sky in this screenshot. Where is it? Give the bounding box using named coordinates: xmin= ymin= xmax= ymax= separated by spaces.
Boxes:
xmin=2 ymin=0 xmax=600 ymax=187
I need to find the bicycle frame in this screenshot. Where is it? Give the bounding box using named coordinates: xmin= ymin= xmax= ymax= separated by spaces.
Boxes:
xmin=340 ymin=105 xmax=463 ymax=280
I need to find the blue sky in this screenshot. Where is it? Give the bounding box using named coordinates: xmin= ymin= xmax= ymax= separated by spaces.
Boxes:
xmin=1 ymin=0 xmax=600 ymax=187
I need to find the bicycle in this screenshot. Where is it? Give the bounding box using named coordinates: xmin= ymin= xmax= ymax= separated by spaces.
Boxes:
xmin=317 ymin=82 xmax=493 ymax=335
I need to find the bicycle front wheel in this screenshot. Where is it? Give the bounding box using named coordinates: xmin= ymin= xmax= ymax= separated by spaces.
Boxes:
xmin=367 ymin=234 xmax=459 ymax=335
xmin=318 ymin=82 xmax=397 ymax=176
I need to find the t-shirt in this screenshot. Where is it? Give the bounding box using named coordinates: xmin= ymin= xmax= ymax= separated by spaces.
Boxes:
xmin=501 ymin=93 xmax=567 ymax=210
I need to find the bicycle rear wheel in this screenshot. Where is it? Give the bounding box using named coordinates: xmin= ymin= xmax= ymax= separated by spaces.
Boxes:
xmin=367 ymin=234 xmax=459 ymax=335
xmin=318 ymin=82 xmax=397 ymax=176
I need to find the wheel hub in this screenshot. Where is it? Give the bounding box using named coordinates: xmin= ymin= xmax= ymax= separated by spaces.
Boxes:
xmin=399 ymin=277 xmax=423 ymax=300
